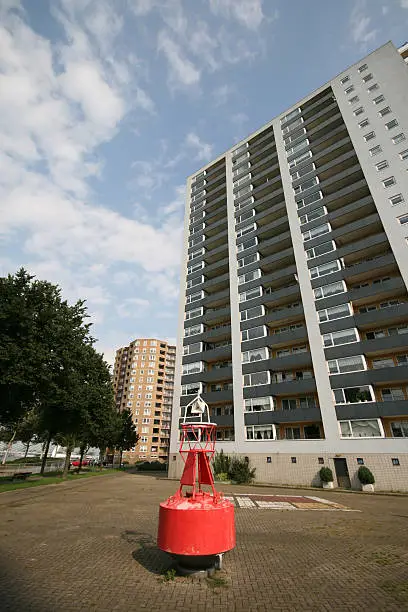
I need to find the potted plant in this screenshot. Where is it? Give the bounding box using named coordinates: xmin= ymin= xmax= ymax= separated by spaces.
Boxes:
xmin=319 ymin=466 xmax=334 ymax=489
xmin=358 ymin=466 xmax=375 ymax=492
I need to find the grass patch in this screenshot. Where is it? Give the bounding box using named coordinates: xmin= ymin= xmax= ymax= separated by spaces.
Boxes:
xmin=206 ymin=575 xmax=229 ymax=589
xmin=381 ymin=581 xmax=408 ymax=602
xmin=162 ymin=569 xmax=177 ymax=582
xmin=0 ymin=469 xmax=120 ymax=493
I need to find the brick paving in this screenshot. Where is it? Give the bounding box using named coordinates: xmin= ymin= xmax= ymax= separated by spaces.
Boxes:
xmin=0 ymin=473 xmax=407 ymax=611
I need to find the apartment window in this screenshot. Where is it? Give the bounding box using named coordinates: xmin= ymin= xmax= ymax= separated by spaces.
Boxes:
xmin=239 ymin=286 xmax=262 ymax=303
xmin=291 ymin=162 xmax=315 ymax=181
xmin=302 ymin=222 xmax=331 ymax=242
xmin=282 ymin=398 xmax=298 ymax=411
xmin=285 ymin=427 xmax=301 ymax=440
xmin=340 ymin=75 xmax=350 ymax=85
xmin=367 ymin=83 xmax=379 ymax=93
xmin=243 ymin=371 xmax=270 ymax=387
xmin=366 ymin=329 xmax=386 ymax=340
xmin=187 ymin=261 xmax=204 ymax=275
xmin=235 ymin=196 xmax=254 ymax=211
xmin=349 ymin=95 xmax=359 ymax=104
xmin=237 ymin=236 xmax=258 ymax=252
xmin=287 ymin=139 xmax=310 ymax=157
xmin=390 ymin=421 xmax=408 ymax=437
xmin=358 ymin=118 xmax=370 ymax=129
xmin=281 ymin=107 xmax=301 ymax=123
xmin=362 ymin=73 xmax=373 ymax=83
xmin=242 ymin=326 xmax=267 ymax=342
xmin=299 ymin=396 xmax=317 ymax=409
xmin=328 ymin=355 xmax=366 ymax=374
xmin=294 ymin=176 xmax=319 ymax=194
xmin=382 ymin=176 xmax=396 ymax=188
xmin=396 ymin=355 xmax=408 ymax=366
xmin=385 ymin=119 xmax=399 ymax=130
xmin=183 ymin=342 xmax=202 ymax=356
xmin=390 ymin=194 xmax=404 ymax=206
xmin=306 ymin=240 xmax=336 ymax=260
xmin=289 ymin=149 xmax=312 ymax=169
xmin=378 ymin=106 xmax=391 ymax=117
xmin=285 ymin=127 xmax=307 ymax=146
xmin=237 ymin=223 xmax=257 ymax=239
xmin=234 ymin=173 xmax=251 ymax=188
xmin=185 ymin=307 xmax=203 ymax=321
xmin=186 ymin=291 xmax=204 ymax=304
xmin=363 ymin=131 xmax=376 ymax=142
xmin=299 ymin=206 xmax=327 ymax=225
xmin=358 ymin=63 xmax=368 ymax=73
xmin=238 ymin=253 xmax=260 ymax=268
xmin=234 ymin=185 xmax=252 ymax=200
xmin=181 ymin=382 xmax=202 ymax=395
xmin=375 ymin=160 xmax=389 ymax=171
xmin=237 ymin=209 xmax=255 ymax=224
xmin=242 ymin=347 xmax=269 ymax=363
xmin=353 ymin=106 xmax=364 ymax=117
xmin=323 ymin=328 xmax=358 ymax=347
xmin=282 ymin=116 xmax=304 ymax=135
xmin=314 ymin=280 xmax=346 ymax=300
xmin=182 ymin=361 xmax=203 ymax=375
xmin=185 ymin=324 xmax=203 ymax=338
xmin=232 ymin=143 xmax=248 ymax=156
xmin=373 ymin=94 xmax=385 ymax=105
xmin=381 ymin=388 xmax=405 ymax=401
xmin=399 ymin=148 xmax=408 ymax=160
xmin=244 ymin=396 xmax=273 ymax=413
xmin=334 ymin=386 xmax=374 ymax=404
xmin=240 ymin=305 xmax=264 ymax=321
xmin=246 ymin=424 xmax=275 ymax=440
xmin=339 ymin=418 xmax=383 ymax=438
xmin=398 ymin=214 xmax=408 ymax=225
xmin=186 ymin=275 xmax=204 ymax=289
xmin=233 ymin=162 xmax=250 ymax=178
xmin=392 ymin=133 xmax=406 ymax=144
xmin=318 ymin=302 xmax=352 ymax=322
xmin=369 ymin=144 xmax=382 ymax=156
xmin=238 ymin=269 xmax=261 ymax=285
xmin=297 ymin=190 xmax=323 ymax=210
xmin=310 ymin=259 xmax=341 ymax=279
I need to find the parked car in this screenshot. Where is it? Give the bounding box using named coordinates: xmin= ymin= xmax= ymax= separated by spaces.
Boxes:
xmin=70 ymin=459 xmax=90 ymax=467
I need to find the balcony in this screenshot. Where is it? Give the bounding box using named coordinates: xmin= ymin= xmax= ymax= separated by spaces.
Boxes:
xmin=243 ymin=378 xmax=316 ymax=398
xmin=244 ymin=405 xmax=321 ymax=426
xmin=202 ymin=287 xmax=230 ymax=309
xmin=203 ymin=243 xmax=229 ymax=265
xmin=182 ymin=366 xmax=233 ymax=386
xmin=325 ymin=334 xmax=408 ymax=362
xmin=240 ymin=350 xmax=312 ymax=372
xmin=335 ymin=399 xmax=408 ymax=421
xmin=203 ymin=305 xmax=230 ymax=326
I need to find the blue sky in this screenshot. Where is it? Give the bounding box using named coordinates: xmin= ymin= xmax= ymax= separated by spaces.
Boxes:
xmin=1 ymin=0 xmax=408 ymax=365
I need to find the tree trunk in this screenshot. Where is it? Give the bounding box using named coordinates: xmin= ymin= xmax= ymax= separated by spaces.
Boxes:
xmin=62 ymin=443 xmax=74 ymax=480
xmin=1 ymin=429 xmax=17 ymax=465
xmin=119 ymin=449 xmax=123 ymax=469
xmin=78 ymin=444 xmax=86 ymax=473
xmin=24 ymin=440 xmax=30 ymax=459
xmin=40 ymin=433 xmax=52 ymax=475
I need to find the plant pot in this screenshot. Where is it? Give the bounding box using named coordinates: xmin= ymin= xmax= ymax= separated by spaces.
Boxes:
xmin=361 ymin=483 xmax=375 ymax=492
xmin=322 ymin=481 xmax=334 ymax=489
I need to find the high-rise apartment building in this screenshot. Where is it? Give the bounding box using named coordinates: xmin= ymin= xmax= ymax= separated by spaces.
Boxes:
xmin=113 ymin=338 xmax=175 ymax=463
xmin=170 ymin=41 xmax=408 ymax=491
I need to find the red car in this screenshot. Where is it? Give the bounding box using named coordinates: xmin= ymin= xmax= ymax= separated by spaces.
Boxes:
xmin=70 ymin=460 xmax=90 ymax=467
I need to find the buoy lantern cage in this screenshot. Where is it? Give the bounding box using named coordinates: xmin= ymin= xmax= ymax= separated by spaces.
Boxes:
xmin=157 ymin=394 xmax=236 ymax=572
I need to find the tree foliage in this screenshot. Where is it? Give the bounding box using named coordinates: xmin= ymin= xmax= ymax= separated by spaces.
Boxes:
xmin=0 ymin=268 xmax=126 ymax=476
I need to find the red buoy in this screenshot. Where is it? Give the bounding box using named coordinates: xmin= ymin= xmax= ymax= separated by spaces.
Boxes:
xmin=157 ymin=396 xmax=235 ymax=572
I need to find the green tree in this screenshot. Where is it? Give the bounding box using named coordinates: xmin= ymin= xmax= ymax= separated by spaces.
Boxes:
xmin=114 ymin=409 xmax=140 ymax=467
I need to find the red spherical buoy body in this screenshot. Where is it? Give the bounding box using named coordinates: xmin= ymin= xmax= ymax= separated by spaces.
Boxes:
xmin=158 ymin=491 xmax=235 ymax=556
xmin=156 ymin=399 xmax=236 ymax=571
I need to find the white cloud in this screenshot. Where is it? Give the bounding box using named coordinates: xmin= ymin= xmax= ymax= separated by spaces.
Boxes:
xmin=157 ymin=30 xmax=200 ymax=88
xmin=116 ymin=297 xmax=150 ymax=318
xmin=401 ymin=0 xmax=408 ymax=7
xmin=185 ymin=132 xmax=213 ymax=161
xmin=212 ymin=84 xmax=235 ymax=106
xmin=350 ymin=0 xmax=378 ymax=49
xmin=208 ymin=0 xmax=265 ymax=29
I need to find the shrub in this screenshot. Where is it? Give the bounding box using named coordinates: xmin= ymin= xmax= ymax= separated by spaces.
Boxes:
xmin=212 ymin=450 xmax=231 ymax=477
xmin=215 ymin=472 xmax=229 ymax=482
xmin=137 ymin=461 xmax=167 ymax=471
xmin=358 ymin=466 xmax=375 ymax=485
xmin=319 ymin=467 xmax=334 ymax=483
xmin=228 ymin=456 xmax=256 ymax=484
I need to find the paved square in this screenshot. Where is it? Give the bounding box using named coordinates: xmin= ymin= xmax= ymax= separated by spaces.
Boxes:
xmin=0 ymin=473 xmax=407 ymax=611
xmin=224 ymin=493 xmax=355 ymax=510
